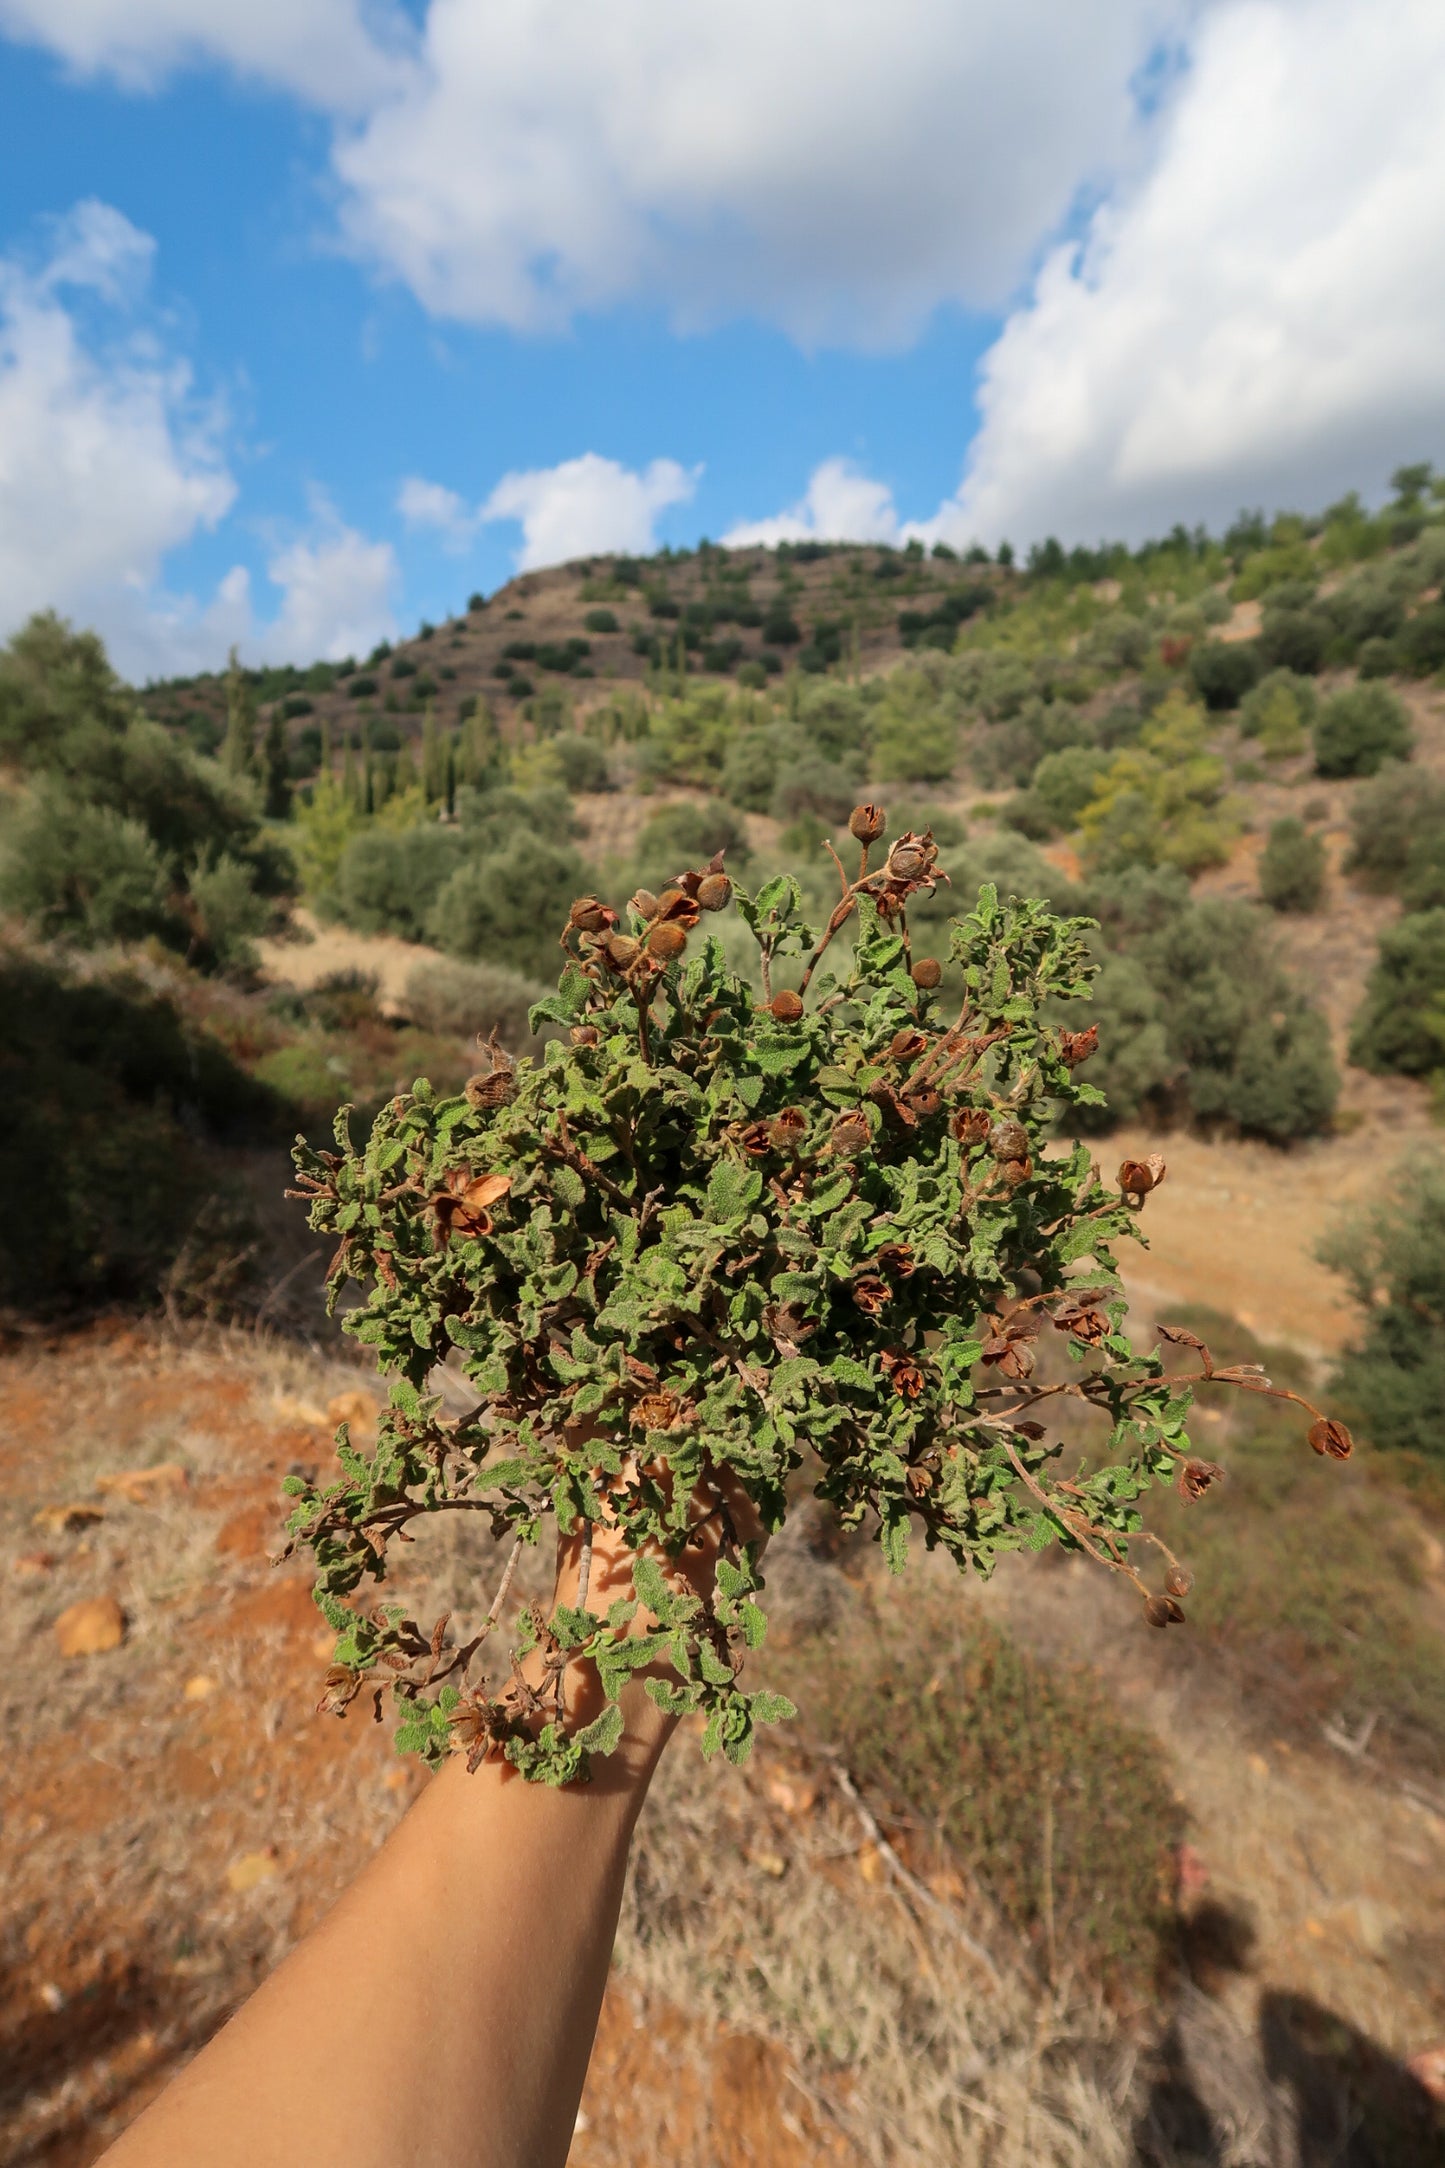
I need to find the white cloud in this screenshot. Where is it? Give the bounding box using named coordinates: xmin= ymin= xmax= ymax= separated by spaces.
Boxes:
xmin=724 ymin=457 xmax=903 ymax=548
xmin=0 ymin=200 xmax=236 ymax=663
xmin=936 ymin=0 xmax=1445 ymax=547
xmin=397 ymin=473 xmax=477 ymax=551
xmin=481 ymin=452 xmax=698 ymax=571
xmin=0 ymin=201 xmax=396 ymax=678
xmin=332 ymin=0 xmax=1180 ymax=344
xmin=0 ymin=0 xmax=403 ymax=108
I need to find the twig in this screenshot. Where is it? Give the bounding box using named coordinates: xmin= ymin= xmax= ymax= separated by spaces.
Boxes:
xmin=481 ymin=1536 xmax=524 ymax=1638
xmin=824 ymin=1757 xmax=1003 ymax=1986
xmin=576 ymin=1523 xmax=593 ymax=1615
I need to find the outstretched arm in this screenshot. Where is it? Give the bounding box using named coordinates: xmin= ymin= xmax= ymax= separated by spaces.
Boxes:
xmin=101 ymin=1528 xmax=682 ymax=2168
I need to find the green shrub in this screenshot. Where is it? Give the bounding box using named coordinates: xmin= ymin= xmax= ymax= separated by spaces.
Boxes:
xmin=1348 ymin=909 xmax=1445 ymax=1074
xmin=1313 ymin=683 xmax=1413 ymax=778
xmin=1345 ymin=763 xmax=1444 ymax=888
xmin=402 ymin=956 xmax=552 ymax=1050
xmin=1323 ymin=1162 xmax=1445 ymax=1477
xmin=1258 ymin=601 xmax=1331 ymax=675
xmin=0 ymin=952 xmax=275 ymax=1315
xmin=1238 ymin=667 xmax=1315 ymax=759
xmin=869 ymin=671 xmax=957 ymax=784
xmin=1398 ymin=602 xmax=1445 ymax=675
xmin=1189 ymin=639 xmax=1262 ymax=710
xmin=330 ymin=824 xmax=467 ymax=942
xmin=1258 ymin=818 xmax=1326 ymax=912
xmin=1028 ymin=745 xmax=1110 ymax=833
xmin=429 ymin=831 xmax=590 ymax=980
xmin=0 ymin=784 xmax=171 ymax=946
xmin=550 ymin=736 xmax=613 ymax=794
xmin=770 ymin=749 xmax=865 ymax=828
xmin=787 ymin=1587 xmax=1181 ymax=1992
xmin=583 ymin=608 xmax=619 ymax=634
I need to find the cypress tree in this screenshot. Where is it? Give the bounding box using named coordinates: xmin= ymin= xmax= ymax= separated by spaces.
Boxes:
xmin=222 ymin=647 xmax=257 ymax=779
xmin=262 ymin=705 xmax=293 ymax=819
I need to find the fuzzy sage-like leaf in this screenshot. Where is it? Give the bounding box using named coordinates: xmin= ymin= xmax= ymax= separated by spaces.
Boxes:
xmin=285 ymin=814 xmax=1352 ymax=1784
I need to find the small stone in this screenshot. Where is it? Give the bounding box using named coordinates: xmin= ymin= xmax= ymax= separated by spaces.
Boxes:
xmin=225 ymin=1850 xmax=279 ymax=1894
xmin=54 ymin=1595 xmax=126 ymax=1657
xmin=183 ymin=1675 xmax=217 ymax=1701
xmin=748 ymin=1849 xmax=787 ymax=1879
xmin=32 ymin=1503 xmax=104 ymax=1537
xmin=12 ymin=1552 xmax=56 ymax=1578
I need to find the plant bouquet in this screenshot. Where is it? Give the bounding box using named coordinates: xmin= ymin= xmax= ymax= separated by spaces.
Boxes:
xmin=286 ymin=808 xmax=1350 ymax=1782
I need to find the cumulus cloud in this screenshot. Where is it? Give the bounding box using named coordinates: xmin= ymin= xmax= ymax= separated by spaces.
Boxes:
xmin=0 ymin=0 xmax=402 ymax=108
xmin=0 ymin=200 xmax=236 ymax=661
xmin=332 ymin=0 xmax=1179 ymax=344
xmin=260 ymin=516 xmax=397 ymax=663
xmin=481 ymin=452 xmax=698 ymax=571
xmin=396 ymin=473 xmax=477 ymax=551
xmin=724 ymin=458 xmax=903 ymax=547
xmin=936 ymin=0 xmax=1445 ymax=547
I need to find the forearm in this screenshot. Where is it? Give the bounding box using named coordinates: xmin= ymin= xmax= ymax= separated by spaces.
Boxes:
xmin=103 ymin=1689 xmax=672 ymax=2168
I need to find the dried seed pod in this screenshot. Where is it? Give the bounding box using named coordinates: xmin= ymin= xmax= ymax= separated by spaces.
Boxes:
xmin=632 ymin=1391 xmax=681 ymax=1432
xmin=768 ymin=1106 xmax=808 ymax=1151
xmin=570 ymin=1024 xmax=599 ymax=1047
xmin=851 ymin=1274 xmax=889 ymax=1315
xmin=910 ymin=956 xmax=942 ymax=989
xmin=952 ymin=1107 xmax=991 ymax=1147
xmin=887 ymin=1027 xmax=928 ymax=1062
xmin=1143 ymin=1594 xmax=1186 ymax=1629
xmin=769 ymin=989 xmax=805 ymax=1023
xmin=1175 ymin=1456 xmax=1225 ymax=1503
xmin=885 ymin=837 xmax=929 ymax=882
xmin=997 ymin=1155 xmax=1032 ymax=1189
xmin=465 ymin=1071 xmax=516 ymax=1110
xmin=1052 ymin=1298 xmax=1110 ymax=1344
xmin=1307 ymin=1416 xmax=1353 ymax=1460
xmin=1118 ymin=1154 xmax=1166 ymax=1199
xmin=988 ymin=1118 xmax=1030 ymax=1162
xmin=1164 ymin=1564 xmax=1194 ymax=1599
xmin=904 ymin=1084 xmax=942 ymax=1118
xmin=829 ymin=1111 xmax=870 ymax=1157
xmin=874 ymin=1242 xmax=914 ymax=1277
xmin=696 ymin=871 xmax=732 ymax=911
xmin=568 ymin=895 xmax=613 ymax=934
xmin=849 ymin=802 xmax=887 ymax=844
xmin=739 ymin=1119 xmax=773 ymax=1155
xmin=1059 ymin=1024 xmax=1099 ymax=1067
xmin=646 ymin=919 xmax=688 ymax=961
xmin=630 ymin=888 xmax=660 ymax=921
xmin=602 ymin=931 xmax=641 ymax=971
xmin=880 ymin=1350 xmax=925 ymax=1399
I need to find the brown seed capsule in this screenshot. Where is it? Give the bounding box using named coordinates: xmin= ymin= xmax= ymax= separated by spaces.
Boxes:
xmin=952 ymin=1107 xmax=991 ymax=1147
xmin=568 ymin=895 xmax=613 ymax=933
xmin=1175 ymin=1456 xmax=1225 ymax=1504
xmin=989 ymin=1118 xmax=1030 ymax=1162
xmin=570 ymin=1024 xmax=599 ymax=1047
xmin=904 ymin=1084 xmax=942 ymax=1119
xmin=654 ymin=887 xmax=698 ymax=925
xmin=739 ymin=1120 xmax=773 ymax=1155
xmin=770 ymin=989 xmax=805 ymax=1023
xmin=997 ymin=1155 xmax=1032 ymax=1188
xmin=851 ymin=1274 xmax=889 ymax=1315
xmin=1052 ymin=1298 xmax=1110 ymax=1344
xmin=646 ymin=919 xmax=688 ymax=960
xmin=602 ymin=931 xmax=640 ymax=970
xmin=465 ymin=1071 xmax=516 ymax=1110
xmin=886 ymin=839 xmax=928 ymax=882
xmin=880 ymin=1349 xmax=925 ymax=1399
xmin=829 ymin=1111 xmax=870 ymax=1157
xmin=1059 ymin=1023 xmax=1099 ymax=1067
xmin=1164 ymin=1564 xmax=1194 ymax=1599
xmin=630 ymin=887 xmax=660 ymax=921
xmin=849 ymin=802 xmax=887 ymax=844
xmin=769 ymin=1106 xmax=807 ymax=1151
xmin=1307 ymin=1416 xmax=1354 ymax=1460
xmin=632 ymin=1391 xmax=681 ymax=1433
xmin=910 ymin=956 xmax=942 ymax=989
xmin=696 ymin=871 xmax=732 ymax=911
xmin=1118 ymin=1153 xmax=1167 ymax=1199
xmin=1143 ymin=1594 xmax=1186 ymax=1629
xmin=887 ymin=1027 xmax=927 ymax=1062
xmin=874 ymin=1242 xmax=914 ymax=1277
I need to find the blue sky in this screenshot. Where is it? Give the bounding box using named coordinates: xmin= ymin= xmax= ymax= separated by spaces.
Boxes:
xmin=0 ymin=1 xmax=1441 ymax=677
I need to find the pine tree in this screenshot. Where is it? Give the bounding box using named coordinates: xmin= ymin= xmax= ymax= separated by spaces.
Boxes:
xmin=421 ymin=704 xmax=444 ymax=805
xmin=262 ymin=706 xmax=293 ymax=820
xmin=222 ymin=647 xmax=257 ymax=779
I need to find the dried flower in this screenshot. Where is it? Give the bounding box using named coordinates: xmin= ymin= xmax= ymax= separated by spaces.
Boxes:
xmin=768 ymin=1107 xmax=808 ymax=1151
xmin=769 ymin=990 xmax=805 ymax=1023
xmin=762 ymin=1299 xmax=816 ymax=1353
xmin=1052 ymin=1298 xmax=1110 ymax=1344
xmin=633 ymin=1391 xmax=681 ymax=1432
xmin=952 ymin=1108 xmax=991 ymax=1147
xmin=465 ymin=1071 xmax=516 ymax=1110
xmin=646 ymin=919 xmax=688 ymax=961
xmin=568 ymin=895 xmax=614 ymax=934
xmin=1059 ymin=1024 xmax=1099 ymax=1067
xmin=852 ymin=1274 xmax=890 ymax=1315
xmin=910 ymin=956 xmax=942 ymax=989
xmin=427 ymin=1170 xmax=512 ymax=1244
xmin=570 ymin=1025 xmax=599 ymax=1047
xmin=1307 ymin=1416 xmax=1353 ymax=1460
xmin=1118 ymin=1154 xmax=1167 ymax=1199
xmin=1175 ymin=1456 xmax=1225 ymax=1503
xmin=880 ymin=1349 xmax=925 ymax=1399
xmin=738 ymin=1120 xmax=773 ymax=1155
xmin=989 ymin=1118 xmax=1030 ymax=1162
xmin=849 ymin=803 xmax=887 ymax=844
xmin=829 ymin=1111 xmax=871 ymax=1157
xmin=874 ymin=1242 xmax=914 ymax=1278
